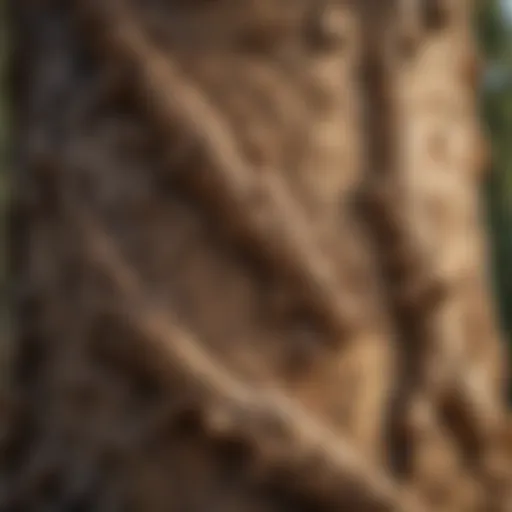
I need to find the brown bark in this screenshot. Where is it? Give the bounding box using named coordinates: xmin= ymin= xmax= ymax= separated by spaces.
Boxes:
xmin=2 ymin=1 xmax=512 ymax=511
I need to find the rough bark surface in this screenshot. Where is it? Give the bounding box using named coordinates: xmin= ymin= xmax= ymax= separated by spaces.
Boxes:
xmin=2 ymin=1 xmax=512 ymax=511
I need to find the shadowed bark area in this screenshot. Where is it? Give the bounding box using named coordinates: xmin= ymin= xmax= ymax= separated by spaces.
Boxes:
xmin=2 ymin=1 xmax=512 ymax=511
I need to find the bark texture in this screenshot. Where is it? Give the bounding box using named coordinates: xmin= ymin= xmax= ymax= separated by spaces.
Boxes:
xmin=2 ymin=1 xmax=512 ymax=511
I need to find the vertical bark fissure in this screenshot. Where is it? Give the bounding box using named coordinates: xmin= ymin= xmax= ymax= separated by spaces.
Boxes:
xmin=354 ymin=1 xmax=417 ymax=478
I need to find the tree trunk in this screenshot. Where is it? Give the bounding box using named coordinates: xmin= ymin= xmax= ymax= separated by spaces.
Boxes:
xmin=3 ymin=1 xmax=512 ymax=511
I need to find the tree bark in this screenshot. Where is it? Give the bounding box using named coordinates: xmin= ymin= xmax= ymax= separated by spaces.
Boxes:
xmin=3 ymin=1 xmax=512 ymax=511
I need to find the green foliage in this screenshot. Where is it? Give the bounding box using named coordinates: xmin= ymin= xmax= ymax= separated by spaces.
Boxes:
xmin=476 ymin=1 xmax=512 ymax=343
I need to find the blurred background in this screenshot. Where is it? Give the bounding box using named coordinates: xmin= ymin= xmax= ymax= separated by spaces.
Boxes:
xmin=0 ymin=1 xmax=510 ymax=383
xmin=479 ymin=1 xmax=512 ymax=362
